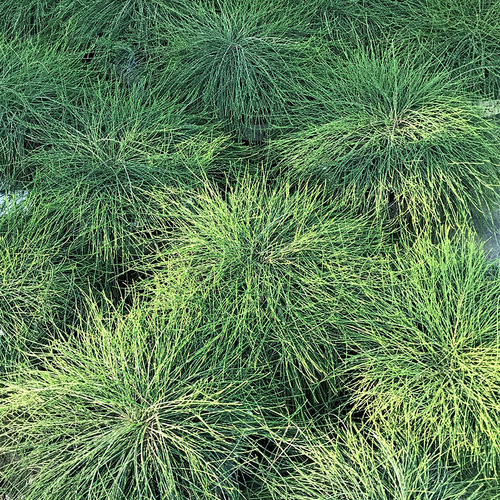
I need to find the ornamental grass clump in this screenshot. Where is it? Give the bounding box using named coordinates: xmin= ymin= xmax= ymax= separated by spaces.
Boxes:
xmin=51 ymin=0 xmax=187 ymax=49
xmin=156 ymin=0 xmax=315 ymax=143
xmin=0 ymin=297 xmax=283 ymax=500
xmin=275 ymin=44 xmax=500 ymax=228
xmin=24 ymin=81 xmax=229 ymax=296
xmin=342 ymin=229 xmax=500 ymax=471
xmin=0 ymin=34 xmax=93 ymax=184
xmin=394 ymin=0 xmax=500 ymax=97
xmin=139 ymin=173 xmax=389 ymax=409
xmin=304 ymin=0 xmax=394 ymax=49
xmin=0 ymin=202 xmax=79 ymax=369
xmin=265 ymin=419 xmax=486 ymax=499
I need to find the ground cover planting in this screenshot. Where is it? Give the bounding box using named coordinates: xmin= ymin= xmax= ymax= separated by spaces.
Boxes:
xmin=0 ymin=1 xmax=500 ymax=498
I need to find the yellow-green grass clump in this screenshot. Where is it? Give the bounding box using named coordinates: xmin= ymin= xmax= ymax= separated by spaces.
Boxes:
xmin=342 ymin=229 xmax=500 ymax=472
xmin=136 ymin=173 xmax=390 ymax=410
xmin=0 ymin=297 xmax=286 ymax=500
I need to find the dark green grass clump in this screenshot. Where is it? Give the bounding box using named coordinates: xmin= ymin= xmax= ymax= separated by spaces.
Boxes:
xmin=53 ymin=0 xmax=182 ymax=46
xmin=275 ymin=44 xmax=500 ymax=227
xmin=23 ymin=81 xmax=230 ymax=296
xmin=0 ymin=0 xmax=60 ymax=38
xmin=155 ymin=0 xmax=316 ymax=143
xmin=0 ymin=298 xmax=283 ymax=500
xmin=394 ymin=0 xmax=500 ymax=97
xmin=0 ymin=34 xmax=93 ymax=184
xmin=138 ymin=173 xmax=389 ymax=409
xmin=342 ymin=230 xmax=500 ymax=470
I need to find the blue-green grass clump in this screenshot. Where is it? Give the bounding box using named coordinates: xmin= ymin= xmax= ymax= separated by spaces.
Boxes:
xmin=390 ymin=0 xmax=500 ymax=98
xmin=155 ymin=0 xmax=316 ymax=143
xmin=275 ymin=44 xmax=500 ymax=228
xmin=52 ymin=0 xmax=187 ymax=48
xmin=23 ymin=81 xmax=229 ymax=296
xmin=0 ymin=34 xmax=94 ymax=185
xmin=304 ymin=0 xmax=397 ymax=49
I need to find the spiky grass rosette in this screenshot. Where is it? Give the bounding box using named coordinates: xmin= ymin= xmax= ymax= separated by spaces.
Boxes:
xmin=155 ymin=0 xmax=316 ymax=143
xmin=0 ymin=297 xmax=285 ymax=500
xmin=275 ymin=45 xmax=500 ymax=228
xmin=138 ymin=173 xmax=389 ymax=409
xmin=342 ymin=229 xmax=500 ymax=470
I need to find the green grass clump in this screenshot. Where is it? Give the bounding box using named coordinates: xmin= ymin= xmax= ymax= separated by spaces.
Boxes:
xmin=394 ymin=0 xmax=500 ymax=98
xmin=23 ymin=81 xmax=229 ymax=296
xmin=0 ymin=34 xmax=93 ymax=185
xmin=265 ymin=419 xmax=487 ymax=499
xmin=155 ymin=0 xmax=316 ymax=143
xmin=51 ymin=0 xmax=186 ymax=49
xmin=0 ymin=202 xmax=79 ymax=369
xmin=138 ymin=173 xmax=388 ymax=409
xmin=0 ymin=0 xmax=60 ymax=39
xmin=275 ymin=44 xmax=500 ymax=228
xmin=304 ymin=0 xmax=395 ymax=48
xmin=1 ymin=1 xmax=500 ymax=496
xmin=0 ymin=297 xmax=282 ymax=500
xmin=342 ymin=229 xmax=500 ymax=470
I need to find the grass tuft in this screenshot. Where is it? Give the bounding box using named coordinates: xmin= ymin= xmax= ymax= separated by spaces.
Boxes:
xmin=137 ymin=172 xmax=389 ymax=410
xmin=23 ymin=81 xmax=228 ymax=296
xmin=0 ymin=202 xmax=79 ymax=370
xmin=342 ymin=228 xmax=500 ymax=470
xmin=0 ymin=295 xmax=285 ymax=500
xmin=155 ymin=0 xmax=316 ymax=143
xmin=265 ymin=418 xmax=488 ymax=499
xmin=274 ymin=43 xmax=500 ymax=228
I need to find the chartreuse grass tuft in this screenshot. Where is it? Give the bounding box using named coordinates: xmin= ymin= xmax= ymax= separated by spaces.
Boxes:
xmin=0 ymin=294 xmax=289 ymax=500
xmin=0 ymin=200 xmax=80 ymax=371
xmin=136 ymin=172 xmax=390 ymax=410
xmin=342 ymin=228 xmax=500 ymax=472
xmin=263 ymin=418 xmax=489 ymax=499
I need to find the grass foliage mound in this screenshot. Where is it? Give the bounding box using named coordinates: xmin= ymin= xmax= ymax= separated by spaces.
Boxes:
xmin=396 ymin=0 xmax=500 ymax=97
xmin=0 ymin=299 xmax=282 ymax=500
xmin=138 ymin=174 xmax=387 ymax=407
xmin=343 ymin=231 xmax=500 ymax=469
xmin=276 ymin=45 xmax=500 ymax=226
xmin=0 ymin=35 xmax=92 ymax=184
xmin=158 ymin=0 xmax=315 ymax=142
xmin=0 ymin=204 xmax=79 ymax=368
xmin=267 ymin=421 xmax=486 ymax=499
xmin=23 ymin=82 xmax=229 ymax=295
xmin=1 ymin=0 xmax=500 ymax=498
